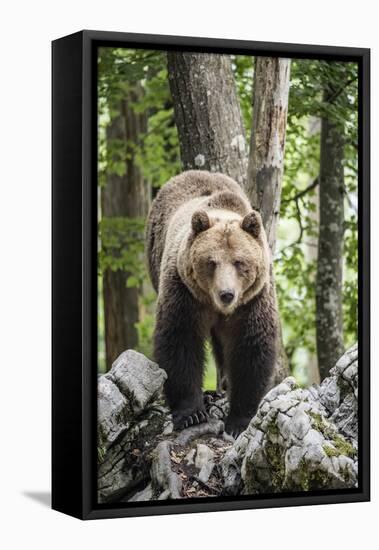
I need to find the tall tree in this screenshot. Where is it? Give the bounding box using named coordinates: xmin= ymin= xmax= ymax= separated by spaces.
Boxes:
xmin=247 ymin=57 xmax=291 ymax=383
xmin=102 ymin=88 xmax=150 ymax=370
xmin=167 ymin=52 xmax=247 ymax=186
xmin=316 ymin=85 xmax=345 ymax=380
xmin=247 ymin=57 xmax=291 ymax=253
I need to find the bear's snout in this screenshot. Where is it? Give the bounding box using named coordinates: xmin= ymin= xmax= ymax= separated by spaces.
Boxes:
xmin=219 ymin=290 xmax=235 ymax=304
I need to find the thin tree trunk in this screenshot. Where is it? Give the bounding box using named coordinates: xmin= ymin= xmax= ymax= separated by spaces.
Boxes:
xmin=316 ymin=88 xmax=345 ymax=380
xmin=102 ymin=89 xmax=150 ymax=370
xmin=305 ymin=183 xmax=321 ymax=385
xmin=247 ymin=57 xmax=291 ymax=254
xmin=247 ymin=57 xmax=291 ymax=384
xmin=304 ymin=118 xmax=321 ymax=385
xmin=167 ymin=52 xmax=247 ymax=186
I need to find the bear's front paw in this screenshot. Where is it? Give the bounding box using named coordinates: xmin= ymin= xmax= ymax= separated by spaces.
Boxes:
xmin=225 ymin=414 xmax=251 ymax=439
xmin=172 ymin=408 xmax=208 ymax=431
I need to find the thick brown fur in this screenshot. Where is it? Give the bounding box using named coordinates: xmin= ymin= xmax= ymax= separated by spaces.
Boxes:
xmin=146 ymin=170 xmax=278 ymax=437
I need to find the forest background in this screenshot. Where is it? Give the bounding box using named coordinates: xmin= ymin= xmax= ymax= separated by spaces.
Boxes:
xmin=97 ymin=47 xmax=358 ymax=388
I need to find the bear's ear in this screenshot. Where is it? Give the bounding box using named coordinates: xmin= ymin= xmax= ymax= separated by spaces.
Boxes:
xmin=192 ymin=210 xmax=210 ymax=235
xmin=241 ymin=211 xmax=261 ymax=238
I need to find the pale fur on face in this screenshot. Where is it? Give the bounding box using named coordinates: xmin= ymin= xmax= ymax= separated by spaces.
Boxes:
xmin=186 ymin=210 xmax=270 ymax=315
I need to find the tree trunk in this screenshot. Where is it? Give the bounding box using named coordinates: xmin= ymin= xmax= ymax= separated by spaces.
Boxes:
xmin=247 ymin=57 xmax=291 ymax=254
xmin=306 ymin=184 xmax=321 ymax=385
xmin=247 ymin=57 xmax=291 ymax=384
xmin=316 ymin=89 xmax=345 ymax=380
xmin=102 ymin=89 xmax=150 ymax=370
xmin=167 ymin=52 xmax=247 ymax=186
xmin=305 ymin=118 xmax=321 ymax=386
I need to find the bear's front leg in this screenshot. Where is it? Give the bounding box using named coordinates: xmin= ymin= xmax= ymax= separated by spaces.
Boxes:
xmin=154 ymin=273 xmax=208 ymax=430
xmin=225 ymin=297 xmax=277 ymax=438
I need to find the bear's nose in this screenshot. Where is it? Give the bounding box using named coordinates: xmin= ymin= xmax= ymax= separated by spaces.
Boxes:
xmin=219 ymin=290 xmax=235 ymax=304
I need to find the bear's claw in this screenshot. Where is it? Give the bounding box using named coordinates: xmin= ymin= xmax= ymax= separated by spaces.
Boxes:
xmin=173 ymin=409 xmax=208 ymax=430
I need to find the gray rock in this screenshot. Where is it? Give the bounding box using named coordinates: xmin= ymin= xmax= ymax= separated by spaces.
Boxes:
xmin=291 ymin=408 xmax=312 ymax=440
xmin=97 ymin=406 xmax=167 ymax=503
xmin=198 ymin=461 xmax=215 ymax=483
xmin=173 ymin=418 xmax=224 ymax=446
xmin=128 ymin=483 xmax=153 ymax=502
xmin=194 ymin=444 xmax=215 ymax=483
xmin=97 ymin=376 xmax=129 ymax=453
xmin=195 ymin=444 xmax=215 ymax=469
xmin=184 ymin=449 xmax=196 ymax=465
xmin=106 ymin=349 xmax=167 ymax=414
xmin=97 ymin=345 xmax=359 ymax=502
xmin=150 ymin=441 xmax=182 ymax=499
xmin=319 ymin=377 xmax=340 ymax=413
xmin=97 ymin=350 xmax=168 ymax=503
xmin=237 ymin=344 xmax=358 ymax=494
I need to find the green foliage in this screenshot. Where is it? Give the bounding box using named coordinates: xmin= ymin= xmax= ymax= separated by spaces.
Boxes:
xmin=98 ymin=47 xmax=181 ymax=190
xmin=343 ymin=214 xmax=358 ymax=345
xmin=135 ymin=313 xmax=155 ymax=358
xmin=232 ymin=55 xmax=254 ymax=141
xmin=274 ymin=59 xmax=358 ymax=379
xmin=98 ymin=48 xmax=181 ymax=362
xmin=204 ymin=342 xmax=217 ymax=391
xmin=99 ymin=216 xmax=146 ymax=287
xmin=134 ymin=291 xmax=157 ymax=358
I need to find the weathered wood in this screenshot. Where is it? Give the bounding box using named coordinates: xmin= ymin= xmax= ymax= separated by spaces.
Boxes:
xmin=247 ymin=57 xmax=291 ymax=255
xmin=247 ymin=57 xmax=291 ymax=384
xmin=316 ymin=87 xmax=345 ymax=379
xmin=167 ymin=52 xmax=248 ymax=186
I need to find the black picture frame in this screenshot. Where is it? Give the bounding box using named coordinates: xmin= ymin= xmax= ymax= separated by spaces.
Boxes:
xmin=52 ymin=30 xmax=370 ymax=520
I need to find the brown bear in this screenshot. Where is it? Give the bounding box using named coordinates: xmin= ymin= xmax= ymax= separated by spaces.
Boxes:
xmin=146 ymin=170 xmax=278 ymax=438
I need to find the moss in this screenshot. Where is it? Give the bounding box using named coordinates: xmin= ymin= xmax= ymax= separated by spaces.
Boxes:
xmin=294 ymin=457 xmax=334 ymax=491
xmin=243 ymin=459 xmax=261 ymax=494
xmin=323 ymin=444 xmax=339 ymax=458
xmin=244 ymin=441 xmax=286 ymax=495
xmin=309 ymin=411 xmax=335 ymax=440
xmin=265 ymin=441 xmax=285 ymax=490
xmin=97 ymin=445 xmax=106 ymax=464
xmin=308 ymin=469 xmax=333 ymax=489
xmin=310 ymin=411 xmax=355 ymax=459
xmin=295 ymin=458 xmax=310 ymax=491
xmin=340 ymin=465 xmax=354 ymax=485
xmin=333 ymin=435 xmax=355 ymax=458
xmin=267 ymin=421 xmax=280 ymax=437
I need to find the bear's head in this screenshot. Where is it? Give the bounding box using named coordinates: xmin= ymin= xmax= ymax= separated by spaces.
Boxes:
xmin=187 ymin=209 xmax=270 ymax=314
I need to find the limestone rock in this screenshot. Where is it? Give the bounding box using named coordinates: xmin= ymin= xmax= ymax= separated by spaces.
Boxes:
xmin=106 ymin=349 xmax=167 ymax=414
xmin=97 ymin=350 xmax=169 ymax=503
xmin=97 ymin=345 xmax=359 ymax=503
xmin=238 ymin=344 xmax=358 ymax=494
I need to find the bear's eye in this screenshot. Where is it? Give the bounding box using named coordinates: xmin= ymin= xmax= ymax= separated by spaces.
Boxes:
xmin=234 ymin=260 xmax=245 ymax=269
xmin=207 ymin=259 xmax=217 ymax=269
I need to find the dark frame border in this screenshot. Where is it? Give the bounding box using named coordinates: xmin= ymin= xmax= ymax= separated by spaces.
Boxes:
xmin=52 ymin=30 xmax=370 ymax=520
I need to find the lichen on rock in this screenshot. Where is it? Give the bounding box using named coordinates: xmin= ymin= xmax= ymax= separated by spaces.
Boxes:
xmin=239 ymin=344 xmax=358 ymax=494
